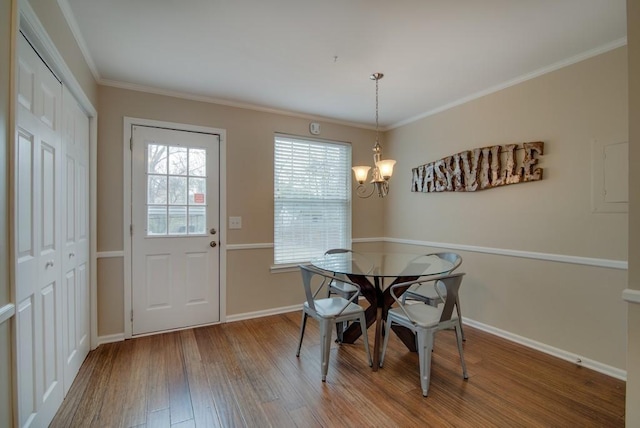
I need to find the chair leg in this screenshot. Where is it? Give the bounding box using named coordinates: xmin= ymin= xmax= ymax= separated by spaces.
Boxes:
xmin=379 ymin=315 xmax=393 ymax=367
xmin=455 ymin=320 xmax=469 ymax=379
xmin=320 ymin=320 xmax=333 ymax=382
xmin=456 ymin=296 xmax=465 ymax=341
xmin=296 ymin=312 xmax=307 ymax=357
xmin=417 ymin=330 xmax=434 ymax=397
xmin=358 ymin=313 xmax=372 ymax=367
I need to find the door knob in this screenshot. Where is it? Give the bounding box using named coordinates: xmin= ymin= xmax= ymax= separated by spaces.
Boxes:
xmin=209 ymin=241 xmax=217 ymax=248
xmin=210 ymin=228 xmax=217 ymax=235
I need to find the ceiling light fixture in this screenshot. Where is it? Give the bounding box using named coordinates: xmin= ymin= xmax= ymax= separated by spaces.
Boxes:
xmin=352 ymin=73 xmax=396 ymax=198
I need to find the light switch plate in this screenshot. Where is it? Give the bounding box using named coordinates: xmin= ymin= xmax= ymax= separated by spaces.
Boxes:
xmin=229 ymin=216 xmax=242 ymax=229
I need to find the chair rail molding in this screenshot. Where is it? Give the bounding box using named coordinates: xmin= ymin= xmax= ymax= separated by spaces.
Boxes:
xmin=97 ymin=250 xmax=125 ymax=259
xmin=623 ymin=288 xmax=640 ymax=304
xmin=221 ymin=237 xmax=626 ymax=270
xmin=0 ymin=303 xmax=15 ymax=325
xmin=385 ymin=237 xmax=627 ymax=270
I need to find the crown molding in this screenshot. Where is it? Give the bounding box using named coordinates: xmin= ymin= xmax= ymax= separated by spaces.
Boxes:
xmin=57 ymin=0 xmax=101 ymax=82
xmin=389 ymin=37 xmax=628 ymax=129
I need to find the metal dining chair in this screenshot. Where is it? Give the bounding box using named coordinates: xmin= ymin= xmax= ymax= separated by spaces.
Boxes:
xmin=380 ymin=272 xmax=468 ymax=396
xmin=323 ymin=249 xmax=360 ymax=299
xmin=401 ymin=252 xmax=465 ymax=340
xmin=323 ymin=248 xmax=369 ymax=342
xmin=296 ymin=264 xmax=372 ymax=381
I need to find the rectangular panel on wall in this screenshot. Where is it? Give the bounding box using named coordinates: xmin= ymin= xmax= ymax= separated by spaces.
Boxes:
xmin=17 ymin=130 xmax=34 ymax=260
xmin=591 ymin=140 xmax=628 ymax=213
xmin=603 ymin=142 xmax=628 ymax=203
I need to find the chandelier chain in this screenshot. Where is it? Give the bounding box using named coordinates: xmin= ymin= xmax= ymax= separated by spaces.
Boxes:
xmin=375 ymin=77 xmax=379 ymax=141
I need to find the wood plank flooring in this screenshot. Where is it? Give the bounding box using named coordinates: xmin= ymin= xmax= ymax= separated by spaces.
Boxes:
xmin=51 ymin=312 xmax=625 ymax=427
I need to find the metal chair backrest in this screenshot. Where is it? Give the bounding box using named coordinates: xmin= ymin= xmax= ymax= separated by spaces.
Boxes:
xmin=429 ymin=252 xmax=463 ymax=273
xmin=299 ymin=264 xmax=362 ymax=315
xmin=390 ymin=272 xmax=466 ymax=324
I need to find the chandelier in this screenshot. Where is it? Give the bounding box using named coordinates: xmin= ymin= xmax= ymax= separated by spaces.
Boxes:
xmin=352 ymin=73 xmax=396 ymax=198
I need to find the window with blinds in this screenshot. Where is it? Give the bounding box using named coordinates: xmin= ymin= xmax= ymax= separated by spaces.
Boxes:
xmin=274 ymin=134 xmax=352 ymax=265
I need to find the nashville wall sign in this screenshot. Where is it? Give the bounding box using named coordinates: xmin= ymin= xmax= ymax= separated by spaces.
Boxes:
xmin=411 ymin=141 xmax=544 ymax=193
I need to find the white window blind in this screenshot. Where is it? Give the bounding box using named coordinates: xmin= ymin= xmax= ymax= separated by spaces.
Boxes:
xmin=274 ymin=135 xmax=352 ymax=265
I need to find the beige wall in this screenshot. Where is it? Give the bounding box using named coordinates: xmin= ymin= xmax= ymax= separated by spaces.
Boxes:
xmin=97 ymin=85 xmax=384 ymax=335
xmin=0 ymin=0 xmax=14 ymax=425
xmin=385 ymin=48 xmax=629 ymax=370
xmin=627 ymin=0 xmax=640 ymax=425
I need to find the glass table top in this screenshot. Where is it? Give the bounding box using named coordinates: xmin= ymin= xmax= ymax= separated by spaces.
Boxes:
xmin=311 ymin=251 xmax=454 ymax=278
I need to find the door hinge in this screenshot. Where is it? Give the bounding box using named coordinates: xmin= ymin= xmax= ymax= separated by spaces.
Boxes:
xmin=129 ymin=137 xmax=133 ymax=151
xmin=131 ymin=310 xmax=133 ymax=322
xmin=130 ymin=224 xmax=133 ymax=236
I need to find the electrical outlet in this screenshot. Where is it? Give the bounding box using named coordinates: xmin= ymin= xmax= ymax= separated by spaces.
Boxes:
xmin=229 ymin=216 xmax=242 ymax=229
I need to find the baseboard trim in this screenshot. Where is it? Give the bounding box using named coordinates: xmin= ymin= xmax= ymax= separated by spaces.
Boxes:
xmin=226 ymin=304 xmax=301 ymax=323
xmin=0 ymin=303 xmax=15 ymax=325
xmin=96 ymin=333 xmax=125 ymax=346
xmin=464 ymin=318 xmax=626 ymax=381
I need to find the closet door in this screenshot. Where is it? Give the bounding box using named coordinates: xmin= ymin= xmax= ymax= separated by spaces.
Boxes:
xmin=16 ymin=34 xmax=64 ymax=428
xmin=61 ymin=87 xmax=90 ymax=394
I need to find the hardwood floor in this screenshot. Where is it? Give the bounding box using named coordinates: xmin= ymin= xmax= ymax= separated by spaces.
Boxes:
xmin=51 ymin=312 xmax=625 ymax=427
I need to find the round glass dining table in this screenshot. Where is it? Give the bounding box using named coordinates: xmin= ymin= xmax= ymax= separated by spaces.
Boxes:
xmin=310 ymin=251 xmax=455 ymax=370
xmin=311 ymin=252 xmax=454 ymax=279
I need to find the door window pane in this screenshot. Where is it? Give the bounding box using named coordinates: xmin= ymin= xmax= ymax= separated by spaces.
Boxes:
xmin=189 ymin=148 xmax=206 ymax=176
xmin=148 ymin=144 xmax=168 ymax=174
xmin=145 ymin=142 xmax=208 ymax=236
xmin=148 ymin=175 xmax=167 ymax=204
xmin=168 ymin=176 xmax=187 ymax=205
xmin=188 ymin=206 xmax=206 ymax=234
xmin=148 ymin=206 xmax=167 ymax=235
xmin=189 ymin=177 xmax=206 ymax=205
xmin=168 ymin=206 xmax=187 ymax=234
xmin=169 ymin=146 xmax=188 ymax=175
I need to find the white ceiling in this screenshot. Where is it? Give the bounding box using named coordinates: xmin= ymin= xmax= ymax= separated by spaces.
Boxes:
xmin=62 ymin=0 xmax=627 ymax=128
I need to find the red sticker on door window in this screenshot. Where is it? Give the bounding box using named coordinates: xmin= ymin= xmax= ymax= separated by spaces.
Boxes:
xmin=194 ymin=193 xmax=205 ymax=203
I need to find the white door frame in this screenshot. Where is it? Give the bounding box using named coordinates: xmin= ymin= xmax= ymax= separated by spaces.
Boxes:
xmin=123 ymin=117 xmax=227 ymax=339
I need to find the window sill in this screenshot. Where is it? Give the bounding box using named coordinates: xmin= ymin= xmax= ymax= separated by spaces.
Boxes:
xmin=270 ymin=263 xmax=308 ymax=274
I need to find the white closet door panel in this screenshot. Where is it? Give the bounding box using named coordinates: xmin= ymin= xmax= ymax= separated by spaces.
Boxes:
xmin=18 ymin=56 xmax=35 ymax=113
xmin=77 ymin=262 xmax=89 ymax=348
xmin=64 ymin=269 xmax=76 ymax=365
xmin=16 ymin=33 xmax=64 ymax=428
xmin=16 ymin=297 xmax=36 ymax=428
xmin=60 ymin=87 xmax=90 ymax=395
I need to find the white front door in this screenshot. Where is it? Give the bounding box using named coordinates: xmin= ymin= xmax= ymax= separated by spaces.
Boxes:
xmin=131 ymin=125 xmax=220 ymax=335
